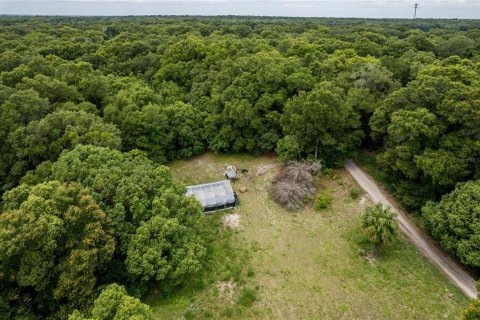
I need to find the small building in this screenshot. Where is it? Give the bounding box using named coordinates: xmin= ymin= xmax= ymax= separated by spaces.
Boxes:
xmin=186 ymin=180 xmax=239 ymax=213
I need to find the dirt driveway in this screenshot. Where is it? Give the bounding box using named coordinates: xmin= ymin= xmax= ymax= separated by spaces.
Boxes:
xmin=345 ymin=159 xmax=477 ymax=299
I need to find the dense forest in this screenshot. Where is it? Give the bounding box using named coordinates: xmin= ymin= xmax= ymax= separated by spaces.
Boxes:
xmin=0 ymin=16 xmax=479 ymax=319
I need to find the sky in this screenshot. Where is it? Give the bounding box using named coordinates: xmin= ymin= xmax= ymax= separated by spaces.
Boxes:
xmin=1 ymin=0 xmax=480 ymax=19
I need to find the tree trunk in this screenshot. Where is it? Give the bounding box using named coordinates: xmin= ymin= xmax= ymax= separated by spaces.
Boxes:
xmin=372 ymin=242 xmax=382 ymax=258
xmin=314 ymin=139 xmax=319 ymax=159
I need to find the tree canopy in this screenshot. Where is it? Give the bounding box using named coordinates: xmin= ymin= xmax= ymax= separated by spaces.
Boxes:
xmin=0 ymin=181 xmax=115 ymax=318
xmin=2 ymin=145 xmax=205 ymax=318
xmin=422 ymin=180 xmax=480 ymax=268
xmin=371 ymin=62 xmax=480 ymax=210
xmin=68 ymin=283 xmax=153 ymax=320
xmin=280 ymin=81 xmax=363 ymax=165
xmin=0 ymin=15 xmax=479 ymax=319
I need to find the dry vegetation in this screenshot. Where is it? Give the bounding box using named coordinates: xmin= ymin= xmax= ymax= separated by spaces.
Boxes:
xmin=270 ymin=161 xmax=322 ymax=210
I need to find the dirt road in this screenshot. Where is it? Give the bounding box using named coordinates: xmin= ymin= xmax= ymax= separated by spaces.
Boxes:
xmin=345 ymin=159 xmax=477 ymax=299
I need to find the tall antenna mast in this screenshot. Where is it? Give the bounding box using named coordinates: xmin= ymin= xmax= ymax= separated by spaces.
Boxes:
xmin=414 ymin=3 xmax=418 ymax=19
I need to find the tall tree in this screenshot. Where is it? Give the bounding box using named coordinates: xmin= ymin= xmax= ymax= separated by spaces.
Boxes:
xmin=0 ymin=87 xmax=53 ymax=192
xmin=8 ymin=110 xmax=121 ymax=186
xmin=27 ymin=145 xmax=206 ymax=289
xmin=280 ymin=81 xmax=363 ymax=165
xmin=370 ymin=62 xmax=480 ymax=210
xmin=0 ymin=181 xmax=115 ymax=318
xmin=422 ymin=180 xmax=480 ymax=268
xmin=68 ymin=283 xmax=152 ymax=320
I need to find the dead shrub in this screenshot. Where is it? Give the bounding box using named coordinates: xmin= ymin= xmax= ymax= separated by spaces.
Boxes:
xmin=270 ymin=160 xmax=322 ymax=210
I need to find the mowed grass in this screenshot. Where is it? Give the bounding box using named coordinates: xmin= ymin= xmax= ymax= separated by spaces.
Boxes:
xmin=147 ymin=153 xmax=469 ymax=319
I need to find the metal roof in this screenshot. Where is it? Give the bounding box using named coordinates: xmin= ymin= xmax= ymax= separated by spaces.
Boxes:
xmin=186 ymin=180 xmax=235 ymax=209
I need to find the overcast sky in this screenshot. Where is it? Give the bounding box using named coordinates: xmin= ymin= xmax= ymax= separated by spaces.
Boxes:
xmin=1 ymin=0 xmax=480 ymax=19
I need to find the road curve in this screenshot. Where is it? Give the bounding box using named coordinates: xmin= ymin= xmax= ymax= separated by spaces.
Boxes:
xmin=345 ymin=159 xmax=477 ymax=299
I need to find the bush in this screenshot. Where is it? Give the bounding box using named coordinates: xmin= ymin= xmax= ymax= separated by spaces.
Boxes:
xmin=349 ymin=187 xmax=362 ymax=200
xmin=237 ymin=287 xmax=257 ymax=307
xmin=461 ymin=298 xmax=480 ymax=320
xmin=315 ymin=192 xmax=332 ymax=210
xmin=322 ymin=167 xmax=337 ymax=180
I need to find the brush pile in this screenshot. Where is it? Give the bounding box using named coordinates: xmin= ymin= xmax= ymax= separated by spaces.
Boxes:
xmin=270 ymin=160 xmax=322 ymax=210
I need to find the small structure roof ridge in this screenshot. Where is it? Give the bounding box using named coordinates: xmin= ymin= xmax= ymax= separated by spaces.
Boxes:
xmin=186 ymin=179 xmax=231 ymax=189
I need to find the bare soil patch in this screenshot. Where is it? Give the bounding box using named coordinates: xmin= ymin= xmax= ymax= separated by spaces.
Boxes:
xmin=222 ymin=213 xmax=240 ymax=230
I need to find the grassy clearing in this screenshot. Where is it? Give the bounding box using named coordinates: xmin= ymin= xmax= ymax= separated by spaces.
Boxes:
xmin=147 ymin=152 xmax=468 ymax=319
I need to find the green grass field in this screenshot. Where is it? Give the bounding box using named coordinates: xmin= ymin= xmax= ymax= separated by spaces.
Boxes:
xmin=146 ymin=153 xmax=469 ymax=319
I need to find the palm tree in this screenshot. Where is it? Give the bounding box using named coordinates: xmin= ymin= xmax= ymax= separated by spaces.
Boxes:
xmin=361 ymin=203 xmax=398 ymax=257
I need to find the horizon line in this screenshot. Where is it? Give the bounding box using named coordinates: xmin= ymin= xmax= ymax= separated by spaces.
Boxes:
xmin=1 ymin=14 xmax=478 ymax=20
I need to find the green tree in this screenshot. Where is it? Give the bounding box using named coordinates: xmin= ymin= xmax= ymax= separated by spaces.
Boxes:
xmin=281 ymin=82 xmax=363 ymax=165
xmin=370 ymin=62 xmax=480 ymax=210
xmin=438 ymin=35 xmax=475 ymax=58
xmin=422 ymin=180 xmax=480 ymax=267
xmin=8 ymin=110 xmax=121 ymax=184
xmin=0 ymin=87 xmax=53 ymax=192
xmin=103 ymin=80 xmax=172 ymax=163
xmin=0 ymin=55 xmax=55 ymax=87
xmin=126 ymin=213 xmax=206 ymax=285
xmin=0 ymin=51 xmax=22 ymax=72
xmin=17 ymin=74 xmax=83 ymax=104
xmin=276 ymin=135 xmax=301 ymax=161
xmin=378 ymin=108 xmax=443 ymax=180
xmin=461 ymin=298 xmax=480 ymax=320
xmin=207 ymin=53 xmax=298 ymax=154
xmin=406 ymin=31 xmax=435 ymax=52
xmin=0 ymin=181 xmax=115 ymax=318
xmin=361 ymin=203 xmax=398 ymax=257
xmin=68 ymin=283 xmax=152 ymax=320
xmin=28 ymin=145 xmax=206 ymax=288
xmin=161 ymin=102 xmax=207 ymax=160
